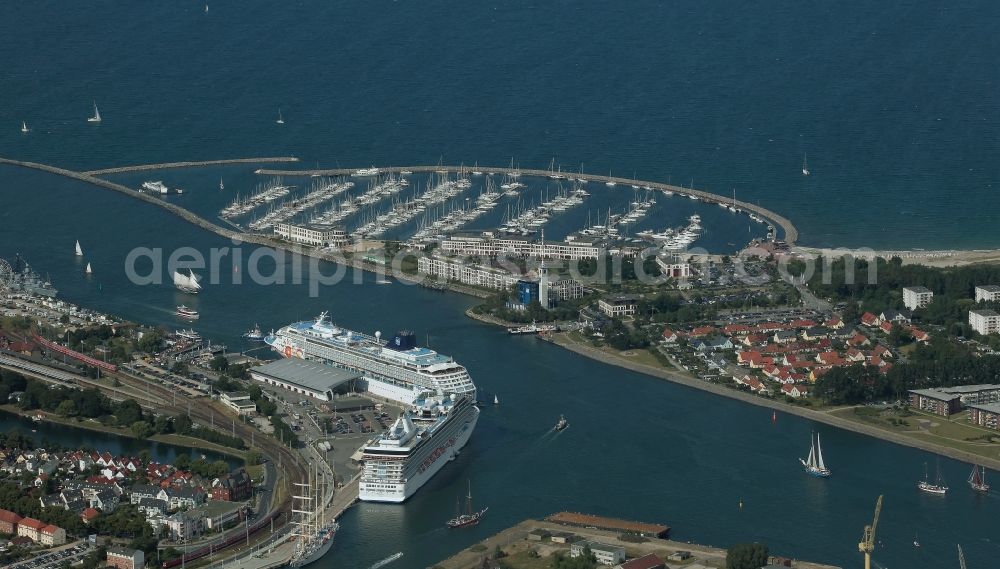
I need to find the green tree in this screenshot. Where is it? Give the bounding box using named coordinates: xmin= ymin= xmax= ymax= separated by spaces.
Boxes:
xmin=210 ymin=355 xmax=229 ymax=373
xmin=174 ymin=453 xmax=191 ymax=471
xmin=726 ymin=543 xmax=769 ymax=569
xmin=130 ymin=421 xmax=153 ymax=439
xmin=56 ymin=399 xmax=78 ymax=418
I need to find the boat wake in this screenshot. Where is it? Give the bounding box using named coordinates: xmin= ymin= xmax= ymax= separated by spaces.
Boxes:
xmin=368 ymin=551 xmax=403 ymax=569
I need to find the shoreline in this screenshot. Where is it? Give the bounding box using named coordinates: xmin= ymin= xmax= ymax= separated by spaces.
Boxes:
xmin=543 ymin=332 xmax=1000 ymax=472
xmin=0 ymin=405 xmax=247 ymax=461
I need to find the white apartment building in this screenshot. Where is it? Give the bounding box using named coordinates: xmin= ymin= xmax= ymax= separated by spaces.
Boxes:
xmin=975 ymin=285 xmax=1000 ymax=303
xmin=902 ymin=286 xmax=933 ymax=310
xmin=970 ymin=308 xmax=1000 ymax=335
xmin=274 ymin=223 xmax=349 ymax=248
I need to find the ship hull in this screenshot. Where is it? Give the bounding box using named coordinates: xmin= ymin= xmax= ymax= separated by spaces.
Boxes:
xmin=359 ymin=405 xmax=479 ymax=503
xmin=289 ymin=531 xmax=336 ymax=568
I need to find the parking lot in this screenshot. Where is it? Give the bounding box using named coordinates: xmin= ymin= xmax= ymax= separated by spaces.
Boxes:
xmin=8 ymin=542 xmax=90 ymax=569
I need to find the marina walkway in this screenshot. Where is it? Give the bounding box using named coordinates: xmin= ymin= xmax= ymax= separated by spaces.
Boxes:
xmin=253 ymin=164 xmax=800 ymax=245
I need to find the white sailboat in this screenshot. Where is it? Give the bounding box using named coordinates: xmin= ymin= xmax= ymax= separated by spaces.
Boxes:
xmin=493 ymin=394 xmax=500 ymax=405
xmin=799 ymin=432 xmax=831 ymax=477
xmin=219 ymin=177 xmax=224 ymax=191
xmin=88 ymin=101 xmax=102 ymax=123
xmin=75 ymin=240 xmax=83 ymax=256
xmin=276 ymin=108 xmax=285 ymax=125
xmin=801 ymin=153 xmax=809 ymax=176
xmin=85 ymin=262 xmax=93 ymax=275
xmin=173 ymin=269 xmax=202 ymax=294
xmin=21 ymin=121 xmax=29 ymax=133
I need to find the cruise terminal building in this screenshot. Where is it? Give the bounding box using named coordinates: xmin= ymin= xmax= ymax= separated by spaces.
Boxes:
xmin=249 ymin=358 xmax=359 ymax=401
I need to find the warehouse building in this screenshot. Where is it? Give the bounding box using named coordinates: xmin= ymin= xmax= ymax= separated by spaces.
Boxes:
xmin=250 ymin=358 xmax=359 ymax=402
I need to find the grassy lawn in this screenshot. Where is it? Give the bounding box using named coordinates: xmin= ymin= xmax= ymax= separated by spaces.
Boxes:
xmin=493 ymin=543 xmax=557 ymax=569
xmin=831 ymin=407 xmax=1000 ymax=461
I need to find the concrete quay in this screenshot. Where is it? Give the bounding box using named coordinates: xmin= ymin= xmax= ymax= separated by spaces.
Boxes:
xmin=253 ymin=164 xmax=799 ymax=245
xmin=82 ymin=156 xmax=299 ymax=176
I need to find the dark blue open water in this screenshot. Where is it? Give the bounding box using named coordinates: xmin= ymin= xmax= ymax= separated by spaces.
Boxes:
xmin=2 ymin=2 xmax=999 ymax=568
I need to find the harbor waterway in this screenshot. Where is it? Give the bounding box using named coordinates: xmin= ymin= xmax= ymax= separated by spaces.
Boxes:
xmin=0 ymin=163 xmax=996 ymax=569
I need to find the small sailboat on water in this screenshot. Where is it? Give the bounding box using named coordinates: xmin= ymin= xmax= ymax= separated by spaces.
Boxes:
xmin=493 ymin=394 xmax=500 ymax=405
xmin=968 ymin=464 xmax=990 ymax=493
xmin=21 ymin=121 xmax=29 ymax=133
xmin=75 ymin=240 xmax=83 ymax=256
xmin=799 ymin=432 xmax=831 ymax=477
xmin=918 ymin=460 xmax=948 ymax=495
xmin=88 ymin=101 xmax=102 ymax=123
xmin=219 ymin=176 xmax=224 ymax=191
xmin=84 ymin=262 xmax=92 ymax=275
xmin=276 ymin=108 xmax=285 ymax=125
xmin=801 ymin=153 xmax=810 ymax=176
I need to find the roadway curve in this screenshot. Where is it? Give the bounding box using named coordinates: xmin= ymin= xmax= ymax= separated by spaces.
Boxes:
xmin=83 ymin=157 xmax=299 ymax=176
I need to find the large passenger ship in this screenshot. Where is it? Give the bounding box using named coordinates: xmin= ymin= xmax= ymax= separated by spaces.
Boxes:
xmin=359 ymin=392 xmax=479 ymax=502
xmin=264 ymin=312 xmax=476 ymax=405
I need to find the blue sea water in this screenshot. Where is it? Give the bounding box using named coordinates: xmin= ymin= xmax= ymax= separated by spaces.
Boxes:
xmin=1 ymin=2 xmax=1000 ymax=568
xmin=2 ymin=1 xmax=999 ymax=248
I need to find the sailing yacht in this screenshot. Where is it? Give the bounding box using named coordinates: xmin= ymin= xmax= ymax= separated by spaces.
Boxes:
xmin=799 ymin=432 xmax=831 ymax=477
xmin=20 ymin=121 xmax=29 ymax=133
xmin=75 ymin=240 xmax=83 ymax=256
xmin=88 ymin=101 xmax=102 ymax=123
xmin=84 ymin=263 xmax=93 ymax=275
xmin=918 ymin=461 xmax=948 ymax=495
xmin=276 ymin=108 xmax=285 ymax=124
xmin=173 ymin=269 xmax=202 ymax=294
xmin=801 ymin=153 xmax=809 ymax=176
xmin=493 ymin=394 xmax=500 ymax=405
xmin=446 ymin=480 xmax=488 ymax=528
xmin=968 ymin=464 xmax=990 ymax=493
xmin=219 ymin=177 xmax=224 ymax=191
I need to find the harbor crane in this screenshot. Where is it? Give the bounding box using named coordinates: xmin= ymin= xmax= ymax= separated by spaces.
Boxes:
xmin=858 ymin=494 xmax=883 ymax=569
xmin=958 ymin=544 xmax=967 ymax=569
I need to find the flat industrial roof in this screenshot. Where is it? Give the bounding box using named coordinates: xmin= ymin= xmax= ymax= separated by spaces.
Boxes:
xmin=251 ymin=358 xmax=359 ymax=392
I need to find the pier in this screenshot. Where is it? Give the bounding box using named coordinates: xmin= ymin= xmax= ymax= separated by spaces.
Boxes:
xmin=254 ymin=164 xmax=800 ymax=245
xmin=82 ymin=156 xmax=299 ymax=176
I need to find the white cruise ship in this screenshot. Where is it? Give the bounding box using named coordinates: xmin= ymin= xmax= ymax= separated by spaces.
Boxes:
xmin=265 ymin=312 xmax=476 ymax=405
xmin=359 ymin=392 xmax=479 ymax=502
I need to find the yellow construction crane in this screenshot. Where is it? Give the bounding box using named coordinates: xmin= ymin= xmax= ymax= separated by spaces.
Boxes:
xmin=858 ymin=494 xmax=883 ymax=569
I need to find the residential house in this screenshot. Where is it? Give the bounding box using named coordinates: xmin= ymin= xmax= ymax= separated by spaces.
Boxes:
xmin=106 ymin=546 xmax=145 ymax=569
xmin=571 ymin=541 xmax=626 ymax=566
xmin=210 ymin=469 xmax=253 ymax=502
xmin=616 ymin=553 xmax=667 ymax=569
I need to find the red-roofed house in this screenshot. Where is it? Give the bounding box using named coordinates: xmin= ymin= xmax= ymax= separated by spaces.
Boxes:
xmin=756 ymin=321 xmax=786 ymax=332
xmin=791 ymin=319 xmax=817 ymax=329
xmin=781 ymin=384 xmax=809 ymax=398
xmin=723 ymin=324 xmax=752 ymax=336
xmin=81 ymin=507 xmax=100 ymax=524
xmin=871 ymin=345 xmax=892 ymax=359
xmin=879 ymin=321 xmax=894 ymax=334
xmin=743 ymin=333 xmax=770 ymax=347
xmin=846 ymin=333 xmax=871 ymax=348
xmin=17 ymin=517 xmax=46 ymax=542
xmin=816 ymin=352 xmax=846 ymax=366
xmin=0 ymin=508 xmax=22 ymax=534
xmin=661 ymin=328 xmax=679 ymax=343
xmin=39 ymin=524 xmax=66 ymax=546
xmin=846 ymin=348 xmax=866 ymax=363
xmin=861 ymin=312 xmax=879 ymax=327
xmin=825 ymin=317 xmax=844 ymax=329
xmin=911 ymin=328 xmax=930 ymax=343
xmin=689 ymin=326 xmax=717 ymax=337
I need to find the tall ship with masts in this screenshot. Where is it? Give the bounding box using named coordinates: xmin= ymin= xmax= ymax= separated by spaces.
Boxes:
xmin=289 ymin=466 xmax=338 ymax=568
xmin=799 ymin=432 xmax=831 ymax=477
xmin=447 ymin=480 xmax=488 ymax=528
xmin=918 ymin=461 xmax=948 ymax=495
xmin=265 ymin=312 xmax=476 ymax=405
